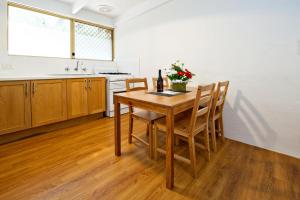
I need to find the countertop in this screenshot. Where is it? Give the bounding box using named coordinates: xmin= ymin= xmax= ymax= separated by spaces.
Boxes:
xmin=0 ymin=74 xmax=107 ymax=81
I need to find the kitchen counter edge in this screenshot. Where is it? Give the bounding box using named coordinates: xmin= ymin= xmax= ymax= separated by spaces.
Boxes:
xmin=0 ymin=74 xmax=107 ymax=81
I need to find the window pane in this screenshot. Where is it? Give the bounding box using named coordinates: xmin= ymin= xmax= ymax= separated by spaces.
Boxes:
xmin=8 ymin=6 xmax=70 ymax=58
xmin=75 ymin=22 xmax=112 ymax=60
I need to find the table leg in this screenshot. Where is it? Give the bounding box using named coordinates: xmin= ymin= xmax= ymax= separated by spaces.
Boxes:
xmin=166 ymin=110 xmax=174 ymax=189
xmin=114 ymin=96 xmax=121 ymax=156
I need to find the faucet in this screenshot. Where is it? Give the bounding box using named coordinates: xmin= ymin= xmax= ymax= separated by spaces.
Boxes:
xmin=73 ymin=60 xmax=88 ymax=72
xmin=82 ymin=67 xmax=87 ymax=72
xmin=74 ymin=60 xmax=80 ymax=71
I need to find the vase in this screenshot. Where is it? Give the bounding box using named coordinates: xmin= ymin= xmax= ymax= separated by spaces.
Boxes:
xmin=171 ymin=81 xmax=188 ymax=92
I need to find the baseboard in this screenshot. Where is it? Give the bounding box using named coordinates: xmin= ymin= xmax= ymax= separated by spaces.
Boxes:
xmin=0 ymin=113 xmax=104 ymax=145
xmin=225 ymin=135 xmax=300 ymax=160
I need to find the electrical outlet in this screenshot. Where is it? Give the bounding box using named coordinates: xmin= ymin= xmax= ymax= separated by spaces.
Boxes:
xmin=0 ymin=64 xmax=14 ymax=70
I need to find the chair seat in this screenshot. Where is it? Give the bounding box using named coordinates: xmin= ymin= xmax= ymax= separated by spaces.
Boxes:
xmin=131 ymin=110 xmax=164 ymax=122
xmin=155 ymin=114 xmax=207 ymax=137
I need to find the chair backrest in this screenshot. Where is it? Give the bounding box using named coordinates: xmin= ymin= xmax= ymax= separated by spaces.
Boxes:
xmin=189 ymin=83 xmax=216 ymax=134
xmin=152 ymin=77 xmax=170 ymax=88
xmin=210 ymin=81 xmax=229 ymax=118
xmin=126 ymin=78 xmax=148 ymax=92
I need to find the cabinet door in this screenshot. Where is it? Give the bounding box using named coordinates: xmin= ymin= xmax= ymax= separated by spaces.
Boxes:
xmin=87 ymin=78 xmax=106 ymax=114
xmin=31 ymin=80 xmax=67 ymax=127
xmin=0 ymin=81 xmax=31 ymax=135
xmin=67 ymin=79 xmax=88 ymax=119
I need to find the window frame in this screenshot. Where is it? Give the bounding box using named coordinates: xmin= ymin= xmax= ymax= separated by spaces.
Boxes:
xmin=7 ymin=2 xmax=114 ymax=61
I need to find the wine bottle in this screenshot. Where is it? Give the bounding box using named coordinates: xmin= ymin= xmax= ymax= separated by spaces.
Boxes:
xmin=157 ymin=69 xmax=164 ymax=92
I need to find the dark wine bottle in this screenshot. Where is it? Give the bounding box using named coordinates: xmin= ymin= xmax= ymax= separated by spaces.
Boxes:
xmin=157 ymin=69 xmax=164 ymax=92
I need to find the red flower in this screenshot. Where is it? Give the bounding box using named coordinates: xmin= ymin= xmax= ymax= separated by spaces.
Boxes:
xmin=184 ymin=71 xmax=192 ymax=79
xmin=177 ymin=71 xmax=184 ymax=76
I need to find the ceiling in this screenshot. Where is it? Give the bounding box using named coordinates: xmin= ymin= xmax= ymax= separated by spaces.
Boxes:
xmin=59 ymin=0 xmax=147 ymax=18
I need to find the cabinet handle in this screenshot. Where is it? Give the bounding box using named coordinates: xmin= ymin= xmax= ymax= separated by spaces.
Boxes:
xmin=25 ymin=82 xmax=28 ymax=96
xmin=27 ymin=82 xmax=30 ymax=96
xmin=32 ymin=82 xmax=36 ymax=95
xmin=85 ymin=80 xmax=87 ymax=89
xmin=26 ymin=82 xmax=30 ymax=96
xmin=88 ymin=80 xmax=92 ymax=89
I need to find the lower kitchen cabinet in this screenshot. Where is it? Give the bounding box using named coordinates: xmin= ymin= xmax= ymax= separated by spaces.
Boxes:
xmin=88 ymin=78 xmax=106 ymax=114
xmin=67 ymin=79 xmax=88 ymax=119
xmin=0 ymin=81 xmax=31 ymax=135
xmin=0 ymin=77 xmax=106 ymax=135
xmin=31 ymin=80 xmax=67 ymax=127
xmin=67 ymin=78 xmax=106 ymax=118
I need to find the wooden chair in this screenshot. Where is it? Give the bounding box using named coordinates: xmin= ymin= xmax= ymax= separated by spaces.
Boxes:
xmin=209 ymin=81 xmax=230 ymax=152
xmin=152 ymin=77 xmax=170 ymax=88
xmin=153 ymin=83 xmax=215 ymax=177
xmin=126 ymin=78 xmax=165 ymax=158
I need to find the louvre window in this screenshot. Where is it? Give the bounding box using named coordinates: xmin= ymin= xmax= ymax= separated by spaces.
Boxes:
xmin=75 ymin=22 xmax=113 ymax=61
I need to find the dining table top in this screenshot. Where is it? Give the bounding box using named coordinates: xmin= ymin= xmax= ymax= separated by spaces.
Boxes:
xmin=115 ymin=87 xmax=198 ymax=108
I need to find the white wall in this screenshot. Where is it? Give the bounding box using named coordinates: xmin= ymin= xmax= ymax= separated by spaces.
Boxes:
xmin=115 ymin=0 xmax=300 ymax=158
xmin=0 ymin=0 xmax=116 ymax=76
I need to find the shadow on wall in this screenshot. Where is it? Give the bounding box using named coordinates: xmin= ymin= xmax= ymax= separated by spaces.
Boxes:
xmin=224 ymin=90 xmax=278 ymax=148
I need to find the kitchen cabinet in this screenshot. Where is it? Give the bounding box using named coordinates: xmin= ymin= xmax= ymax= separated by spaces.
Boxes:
xmin=88 ymin=78 xmax=106 ymax=114
xmin=31 ymin=80 xmax=67 ymax=127
xmin=0 ymin=81 xmax=31 ymax=135
xmin=67 ymin=78 xmax=106 ymax=118
xmin=1 ymin=77 xmax=106 ymax=135
xmin=67 ymin=79 xmax=88 ymax=119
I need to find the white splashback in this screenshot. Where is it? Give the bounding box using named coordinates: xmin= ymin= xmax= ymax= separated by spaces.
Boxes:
xmin=115 ymin=58 xmax=141 ymax=77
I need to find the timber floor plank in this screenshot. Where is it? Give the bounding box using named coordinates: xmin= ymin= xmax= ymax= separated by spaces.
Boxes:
xmin=0 ymin=115 xmax=299 ymax=200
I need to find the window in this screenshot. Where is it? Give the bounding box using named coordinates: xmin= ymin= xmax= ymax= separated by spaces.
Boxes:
xmin=75 ymin=22 xmax=113 ymax=61
xmin=8 ymin=5 xmax=70 ymax=58
xmin=7 ymin=3 xmax=114 ymax=60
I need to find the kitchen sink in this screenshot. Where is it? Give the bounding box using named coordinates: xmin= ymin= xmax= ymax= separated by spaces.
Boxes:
xmin=48 ymin=73 xmax=94 ymax=76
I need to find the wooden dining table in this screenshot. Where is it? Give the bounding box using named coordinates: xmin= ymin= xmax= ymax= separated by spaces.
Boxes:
xmin=114 ymin=88 xmax=197 ymax=189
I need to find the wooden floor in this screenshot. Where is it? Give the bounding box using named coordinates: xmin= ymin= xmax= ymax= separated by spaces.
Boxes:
xmin=0 ymin=115 xmax=299 ymax=200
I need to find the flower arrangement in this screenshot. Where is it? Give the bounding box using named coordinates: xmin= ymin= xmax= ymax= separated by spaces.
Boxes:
xmin=166 ymin=60 xmax=194 ymax=82
xmin=165 ymin=61 xmax=195 ymax=92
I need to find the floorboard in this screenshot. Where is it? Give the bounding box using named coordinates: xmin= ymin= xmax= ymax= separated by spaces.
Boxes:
xmin=0 ymin=115 xmax=299 ymax=200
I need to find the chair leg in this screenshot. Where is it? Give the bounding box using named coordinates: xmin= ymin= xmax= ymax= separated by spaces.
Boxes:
xmin=215 ymin=118 xmax=220 ymax=137
xmin=148 ymin=122 xmax=153 ymax=158
xmin=210 ymin=119 xmax=217 ymax=152
xmin=146 ymin=124 xmax=150 ymax=136
xmin=220 ymin=116 xmax=225 ymax=142
xmin=188 ymin=136 xmax=197 ymax=178
xmin=153 ymin=124 xmax=158 ymax=160
xmin=128 ymin=116 xmax=133 ymax=144
xmin=175 ymin=136 xmax=180 ymax=145
xmin=204 ymin=127 xmax=211 ymax=161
